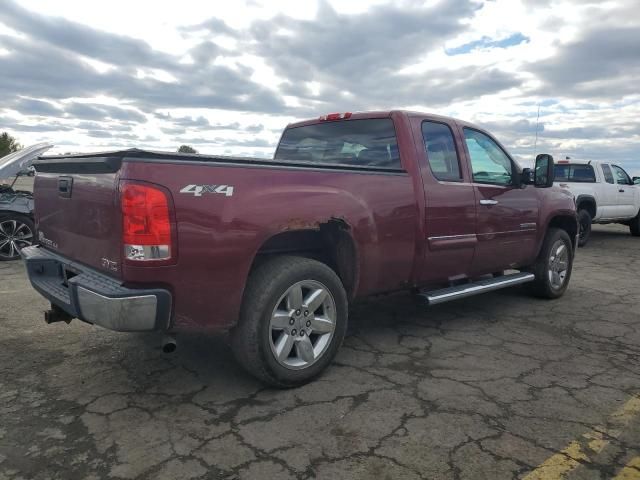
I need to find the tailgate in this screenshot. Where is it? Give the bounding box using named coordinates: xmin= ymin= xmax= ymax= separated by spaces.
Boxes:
xmin=33 ymin=156 xmax=123 ymax=277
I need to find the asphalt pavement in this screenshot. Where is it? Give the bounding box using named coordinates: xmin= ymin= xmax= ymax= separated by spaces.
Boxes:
xmin=1 ymin=224 xmax=639 ymax=479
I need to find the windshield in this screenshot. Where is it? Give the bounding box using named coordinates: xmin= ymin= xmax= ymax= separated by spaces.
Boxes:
xmin=274 ymin=119 xmax=401 ymax=169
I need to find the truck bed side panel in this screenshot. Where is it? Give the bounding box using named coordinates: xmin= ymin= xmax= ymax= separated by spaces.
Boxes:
xmin=120 ymin=160 xmax=418 ymax=331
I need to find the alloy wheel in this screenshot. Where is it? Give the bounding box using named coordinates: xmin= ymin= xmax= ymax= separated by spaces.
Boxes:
xmin=0 ymin=218 xmax=34 ymax=260
xmin=548 ymin=240 xmax=569 ymax=290
xmin=269 ymin=280 xmax=337 ymax=370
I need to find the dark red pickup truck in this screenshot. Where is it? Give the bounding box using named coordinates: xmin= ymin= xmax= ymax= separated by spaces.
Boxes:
xmin=23 ymin=110 xmax=577 ymax=386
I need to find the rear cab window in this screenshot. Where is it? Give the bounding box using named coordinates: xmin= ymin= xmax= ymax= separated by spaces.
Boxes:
xmin=274 ymin=119 xmax=402 ymax=170
xmin=554 ymin=164 xmax=596 ymax=183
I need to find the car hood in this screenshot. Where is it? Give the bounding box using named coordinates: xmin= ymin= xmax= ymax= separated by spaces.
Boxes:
xmin=0 ymin=143 xmax=53 ymax=179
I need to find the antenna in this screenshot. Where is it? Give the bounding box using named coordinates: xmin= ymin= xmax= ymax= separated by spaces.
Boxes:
xmin=533 ymin=104 xmax=541 ymax=156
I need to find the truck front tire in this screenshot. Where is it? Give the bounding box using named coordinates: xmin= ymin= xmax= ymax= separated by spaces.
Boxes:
xmin=528 ymin=228 xmax=573 ymax=299
xmin=231 ymin=256 xmax=348 ymax=388
xmin=629 ymin=214 xmax=640 ymax=237
xmin=577 ymin=209 xmax=591 ymax=247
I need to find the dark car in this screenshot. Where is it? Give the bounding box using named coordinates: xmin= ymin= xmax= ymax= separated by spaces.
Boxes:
xmin=0 ymin=144 xmax=52 ymax=260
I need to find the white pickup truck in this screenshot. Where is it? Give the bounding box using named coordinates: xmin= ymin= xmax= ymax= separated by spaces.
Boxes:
xmin=554 ymin=160 xmax=640 ymax=246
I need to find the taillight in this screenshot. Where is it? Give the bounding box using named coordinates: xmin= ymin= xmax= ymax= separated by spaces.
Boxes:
xmin=121 ymin=182 xmax=173 ymax=261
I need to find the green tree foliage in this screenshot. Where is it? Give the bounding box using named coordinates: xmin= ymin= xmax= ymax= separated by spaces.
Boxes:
xmin=0 ymin=132 xmax=22 ymax=157
xmin=177 ymin=145 xmax=197 ymax=154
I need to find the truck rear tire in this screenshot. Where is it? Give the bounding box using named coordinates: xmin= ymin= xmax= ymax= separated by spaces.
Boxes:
xmin=231 ymin=256 xmax=348 ymax=388
xmin=528 ymin=228 xmax=573 ymax=299
xmin=629 ymin=214 xmax=640 ymax=237
xmin=577 ymin=209 xmax=591 ymax=247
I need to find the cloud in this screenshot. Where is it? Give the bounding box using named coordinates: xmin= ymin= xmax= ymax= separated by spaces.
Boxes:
xmin=6 ymin=121 xmax=74 ymax=132
xmin=9 ymin=98 xmax=62 ymax=116
xmin=75 ymin=121 xmax=133 ymax=132
xmin=0 ymin=0 xmax=177 ymax=70
xmin=179 ymin=17 xmax=237 ymax=37
xmin=532 ymin=26 xmax=640 ymax=98
xmin=64 ymin=103 xmax=147 ymax=122
xmin=0 ymin=0 xmax=638 ymax=167
xmin=87 ymin=130 xmax=113 ymax=138
xmin=0 ymin=2 xmax=287 ymax=116
xmin=244 ymin=124 xmax=264 ymax=133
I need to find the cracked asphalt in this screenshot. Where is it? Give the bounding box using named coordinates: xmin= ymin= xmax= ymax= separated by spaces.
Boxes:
xmin=1 ymin=224 xmax=639 ymax=480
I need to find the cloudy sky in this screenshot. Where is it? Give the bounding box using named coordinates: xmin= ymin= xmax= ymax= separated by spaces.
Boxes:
xmin=0 ymin=0 xmax=639 ymax=171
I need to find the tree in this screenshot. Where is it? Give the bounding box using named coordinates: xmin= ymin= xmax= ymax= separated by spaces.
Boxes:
xmin=0 ymin=132 xmax=22 ymax=157
xmin=177 ymin=145 xmax=197 ymax=154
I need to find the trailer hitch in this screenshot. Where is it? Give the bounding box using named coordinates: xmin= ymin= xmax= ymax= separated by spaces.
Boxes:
xmin=44 ymin=304 xmax=73 ymax=324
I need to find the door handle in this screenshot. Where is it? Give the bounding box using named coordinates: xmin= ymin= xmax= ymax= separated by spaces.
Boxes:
xmin=619 ymin=189 xmax=625 ymax=192
xmin=58 ymin=176 xmax=73 ymax=198
xmin=479 ymin=199 xmax=498 ymax=205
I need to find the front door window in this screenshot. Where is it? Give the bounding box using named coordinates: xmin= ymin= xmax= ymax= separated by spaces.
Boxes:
xmin=463 ymin=128 xmax=513 ymax=186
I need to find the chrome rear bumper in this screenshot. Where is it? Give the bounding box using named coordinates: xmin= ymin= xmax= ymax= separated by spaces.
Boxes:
xmin=21 ymin=245 xmax=171 ymax=332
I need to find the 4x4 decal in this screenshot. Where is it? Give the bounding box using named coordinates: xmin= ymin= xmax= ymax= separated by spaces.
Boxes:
xmin=179 ymin=184 xmax=234 ymax=197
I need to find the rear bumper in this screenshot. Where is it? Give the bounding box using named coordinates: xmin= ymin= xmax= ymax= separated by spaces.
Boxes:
xmin=21 ymin=245 xmax=172 ymax=332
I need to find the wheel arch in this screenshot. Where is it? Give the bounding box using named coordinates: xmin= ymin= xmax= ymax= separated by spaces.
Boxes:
xmin=546 ymin=214 xmax=578 ymax=251
xmin=248 ymin=219 xmax=359 ymax=300
xmin=575 ymin=194 xmax=596 ymax=219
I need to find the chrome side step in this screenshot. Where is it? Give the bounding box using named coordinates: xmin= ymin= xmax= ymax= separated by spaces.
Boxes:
xmin=420 ymin=272 xmax=535 ymax=305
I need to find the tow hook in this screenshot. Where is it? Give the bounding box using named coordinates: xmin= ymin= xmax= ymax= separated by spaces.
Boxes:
xmin=44 ymin=304 xmax=73 ymax=324
xmin=162 ymin=335 xmax=177 ymax=353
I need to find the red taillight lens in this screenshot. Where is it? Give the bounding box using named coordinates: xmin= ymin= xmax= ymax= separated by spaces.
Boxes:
xmin=121 ymin=182 xmax=172 ymax=261
xmin=319 ymin=112 xmax=352 ymax=121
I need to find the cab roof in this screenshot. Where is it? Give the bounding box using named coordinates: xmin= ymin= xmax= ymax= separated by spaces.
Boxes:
xmin=286 ymin=110 xmax=471 ymax=129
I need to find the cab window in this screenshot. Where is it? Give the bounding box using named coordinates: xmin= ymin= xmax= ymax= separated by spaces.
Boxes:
xmin=601 ymin=164 xmax=615 ymax=184
xmin=612 ymin=165 xmax=632 ymax=185
xmin=422 ymin=121 xmax=462 ymax=181
xmin=463 ymin=128 xmax=513 ymax=185
xmin=275 ymin=119 xmax=401 ymax=169
xmin=554 ymin=164 xmax=596 ymax=183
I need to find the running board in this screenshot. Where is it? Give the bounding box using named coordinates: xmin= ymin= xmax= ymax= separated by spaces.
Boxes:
xmin=419 ymin=272 xmax=535 ymax=305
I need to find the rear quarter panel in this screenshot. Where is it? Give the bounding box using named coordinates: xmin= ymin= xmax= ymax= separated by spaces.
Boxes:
xmin=120 ymin=160 xmax=418 ymax=332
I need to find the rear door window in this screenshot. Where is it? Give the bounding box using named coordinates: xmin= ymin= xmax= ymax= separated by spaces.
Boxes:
xmin=601 ymin=164 xmax=615 ymax=184
xmin=553 ymin=164 xmax=596 ymax=182
xmin=422 ymin=121 xmax=462 ymax=181
xmin=274 ymin=119 xmax=401 ymax=170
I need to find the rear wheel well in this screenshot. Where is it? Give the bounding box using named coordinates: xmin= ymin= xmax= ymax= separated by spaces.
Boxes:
xmin=250 ymin=220 xmax=358 ymax=299
xmin=576 ymin=197 xmax=596 ymax=218
xmin=548 ymin=215 xmax=578 ymax=250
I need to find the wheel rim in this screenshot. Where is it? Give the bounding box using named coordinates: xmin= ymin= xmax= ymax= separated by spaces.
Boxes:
xmin=269 ymin=280 xmax=337 ymax=370
xmin=0 ymin=219 xmax=34 ymax=259
xmin=548 ymin=240 xmax=569 ymax=290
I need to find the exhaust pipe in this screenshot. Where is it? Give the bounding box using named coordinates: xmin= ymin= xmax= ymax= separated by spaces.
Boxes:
xmin=162 ymin=335 xmax=177 ymax=353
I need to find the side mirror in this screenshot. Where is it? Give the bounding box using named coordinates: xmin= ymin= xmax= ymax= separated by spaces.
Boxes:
xmin=633 ymin=176 xmax=640 ymax=185
xmin=534 ymin=153 xmax=555 ymax=188
xmin=521 ymin=168 xmax=534 ymax=185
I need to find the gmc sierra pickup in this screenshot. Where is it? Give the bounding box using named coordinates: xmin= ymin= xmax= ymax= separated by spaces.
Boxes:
xmin=23 ymin=111 xmax=578 ymax=387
